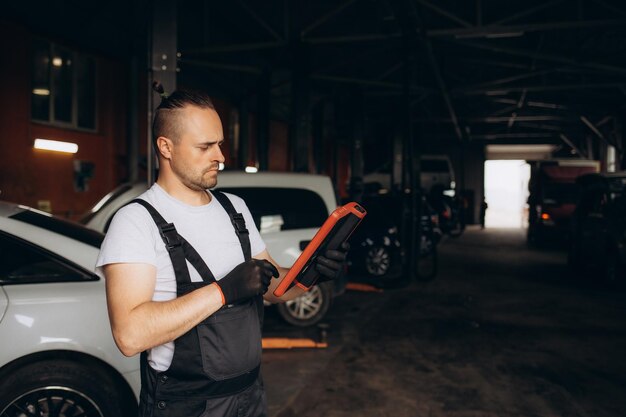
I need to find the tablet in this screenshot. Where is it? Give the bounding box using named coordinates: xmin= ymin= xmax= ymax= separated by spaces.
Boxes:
xmin=273 ymin=202 xmax=367 ymax=297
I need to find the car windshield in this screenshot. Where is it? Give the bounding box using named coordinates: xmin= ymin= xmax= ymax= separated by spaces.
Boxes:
xmin=10 ymin=209 xmax=104 ymax=248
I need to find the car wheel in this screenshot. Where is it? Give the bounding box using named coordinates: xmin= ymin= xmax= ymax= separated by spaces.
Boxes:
xmin=365 ymin=246 xmax=391 ymax=277
xmin=0 ymin=359 xmax=135 ymax=417
xmin=276 ymin=283 xmax=332 ymax=327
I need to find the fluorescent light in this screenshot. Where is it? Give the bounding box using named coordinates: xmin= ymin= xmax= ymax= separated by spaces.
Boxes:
xmin=32 ymin=88 xmax=50 ymax=96
xmin=245 ymin=166 xmax=258 ymax=173
xmin=34 ymin=138 xmax=78 ymax=154
xmin=218 ymin=162 xmax=225 ymax=171
xmin=52 ymin=57 xmax=63 ymax=67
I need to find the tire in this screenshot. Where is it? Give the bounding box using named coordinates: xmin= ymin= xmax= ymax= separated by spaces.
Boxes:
xmin=364 ymin=245 xmax=392 ymax=277
xmin=0 ymin=359 xmax=135 ymax=417
xmin=276 ymin=282 xmax=332 ymax=327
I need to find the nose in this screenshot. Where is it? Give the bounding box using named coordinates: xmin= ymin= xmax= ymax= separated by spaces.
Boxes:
xmin=214 ymin=143 xmax=225 ymax=164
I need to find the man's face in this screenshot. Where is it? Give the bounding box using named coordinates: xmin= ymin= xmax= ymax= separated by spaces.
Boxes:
xmin=169 ymin=106 xmax=225 ymax=191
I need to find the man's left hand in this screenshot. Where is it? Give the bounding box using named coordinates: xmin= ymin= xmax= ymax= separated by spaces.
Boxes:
xmin=315 ymin=242 xmax=350 ymax=282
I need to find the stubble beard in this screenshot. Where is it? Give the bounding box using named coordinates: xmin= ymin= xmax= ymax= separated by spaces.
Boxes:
xmin=173 ymin=162 xmax=218 ymax=191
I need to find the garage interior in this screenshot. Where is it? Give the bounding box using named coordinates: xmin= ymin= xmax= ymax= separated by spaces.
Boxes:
xmin=2 ymin=0 xmax=626 ymax=416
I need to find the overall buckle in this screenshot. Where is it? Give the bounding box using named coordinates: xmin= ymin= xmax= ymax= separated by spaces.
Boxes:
xmin=159 ymin=223 xmax=182 ymax=249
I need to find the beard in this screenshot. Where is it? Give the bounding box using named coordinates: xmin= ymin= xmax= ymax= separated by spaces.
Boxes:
xmin=171 ymin=161 xmax=218 ymax=191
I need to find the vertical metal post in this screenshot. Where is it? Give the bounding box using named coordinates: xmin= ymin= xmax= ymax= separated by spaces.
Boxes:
xmin=127 ymin=56 xmax=139 ymax=183
xmin=148 ymin=0 xmax=177 ymax=185
xmin=289 ymin=8 xmax=311 ymax=172
xmin=350 ymin=89 xmax=365 ymax=202
xmin=239 ymin=100 xmax=249 ymax=169
xmin=257 ymin=68 xmax=271 ymax=171
xmin=312 ymin=101 xmax=324 ymax=174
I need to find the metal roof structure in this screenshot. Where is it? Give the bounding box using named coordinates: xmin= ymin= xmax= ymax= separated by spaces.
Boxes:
xmin=6 ymin=0 xmax=626 ymax=162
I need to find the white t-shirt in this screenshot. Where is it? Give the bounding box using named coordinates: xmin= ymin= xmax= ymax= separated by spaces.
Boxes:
xmin=95 ymin=183 xmax=266 ymax=371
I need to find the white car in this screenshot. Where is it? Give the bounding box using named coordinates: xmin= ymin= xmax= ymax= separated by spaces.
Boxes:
xmin=0 ymin=201 xmax=139 ymax=416
xmin=81 ymin=171 xmax=345 ymax=326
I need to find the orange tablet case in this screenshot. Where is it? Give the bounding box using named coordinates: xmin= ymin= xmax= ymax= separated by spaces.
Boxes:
xmin=273 ymin=202 xmax=367 ymax=297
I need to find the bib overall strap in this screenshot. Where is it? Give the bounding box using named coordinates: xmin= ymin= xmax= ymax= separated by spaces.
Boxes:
xmin=130 ymin=199 xmax=216 ymax=283
xmin=212 ymin=191 xmax=251 ymax=261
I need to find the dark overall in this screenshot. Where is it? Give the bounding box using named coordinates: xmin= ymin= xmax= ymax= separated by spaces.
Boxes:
xmin=132 ymin=192 xmax=266 ymax=417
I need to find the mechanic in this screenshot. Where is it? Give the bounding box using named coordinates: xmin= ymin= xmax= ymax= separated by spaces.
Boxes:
xmin=96 ymin=86 xmax=348 ymax=417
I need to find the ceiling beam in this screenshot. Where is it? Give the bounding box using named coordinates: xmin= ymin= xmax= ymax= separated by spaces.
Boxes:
xmin=302 ymin=18 xmax=626 ymax=46
xmin=418 ymin=22 xmax=463 ymax=140
xmin=492 ymin=98 xmax=569 ymax=110
xmin=516 ymin=122 xmax=564 ymax=132
xmin=303 ymin=33 xmax=401 ymax=45
xmin=559 ymin=133 xmax=588 ymax=158
xmin=455 ymin=82 xmax=626 ymax=95
xmin=459 ymin=68 xmax=557 ymax=91
xmin=471 ymin=132 xmax=556 ymax=140
xmin=300 ymin=0 xmax=358 ymax=37
xmin=416 ymin=115 xmax=571 ymax=123
xmin=581 ymin=115 xmax=614 ymax=146
xmin=236 ymin=0 xmax=283 ymax=41
xmin=182 ymin=59 xmax=262 ymax=74
xmin=428 ymin=19 xmax=626 ymax=38
xmin=490 ymin=0 xmax=566 ymax=25
xmin=591 ymin=0 xmax=626 ymax=19
xmin=184 ymin=41 xmax=285 ymax=55
xmin=445 ymin=40 xmax=626 ymax=75
xmin=311 ymin=73 xmax=428 ymax=91
xmin=413 ymin=0 xmax=473 ymax=28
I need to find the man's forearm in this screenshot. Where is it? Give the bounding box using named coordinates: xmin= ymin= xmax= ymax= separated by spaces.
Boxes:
xmin=109 ymin=283 xmax=223 ymax=356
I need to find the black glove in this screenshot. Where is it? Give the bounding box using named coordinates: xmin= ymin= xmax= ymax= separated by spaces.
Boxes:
xmin=314 ymin=242 xmax=350 ymax=283
xmin=215 ymin=259 xmax=279 ymax=305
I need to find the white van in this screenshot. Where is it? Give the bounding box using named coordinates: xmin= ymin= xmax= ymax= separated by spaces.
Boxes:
xmin=80 ymin=171 xmax=344 ymax=327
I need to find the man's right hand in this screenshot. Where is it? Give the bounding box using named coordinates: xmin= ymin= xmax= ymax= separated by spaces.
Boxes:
xmin=214 ymin=259 xmax=279 ymax=305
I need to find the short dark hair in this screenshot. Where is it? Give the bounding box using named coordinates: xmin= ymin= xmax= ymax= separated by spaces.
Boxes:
xmin=151 ymin=88 xmax=216 ymax=151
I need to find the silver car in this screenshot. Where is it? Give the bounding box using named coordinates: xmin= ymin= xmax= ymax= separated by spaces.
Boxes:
xmin=0 ymin=202 xmax=139 ymax=416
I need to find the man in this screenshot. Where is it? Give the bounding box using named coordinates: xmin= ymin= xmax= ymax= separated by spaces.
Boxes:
xmin=96 ymin=88 xmax=347 ymax=417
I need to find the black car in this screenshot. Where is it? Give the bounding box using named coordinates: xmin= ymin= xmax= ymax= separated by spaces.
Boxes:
xmin=347 ymin=194 xmax=441 ymax=285
xmin=569 ymin=172 xmax=626 ymax=284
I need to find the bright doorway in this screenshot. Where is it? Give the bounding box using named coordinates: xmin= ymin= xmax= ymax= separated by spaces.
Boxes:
xmin=484 ymin=160 xmax=531 ymax=228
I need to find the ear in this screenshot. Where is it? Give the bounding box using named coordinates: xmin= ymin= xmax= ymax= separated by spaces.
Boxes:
xmin=156 ymin=136 xmax=173 ymax=159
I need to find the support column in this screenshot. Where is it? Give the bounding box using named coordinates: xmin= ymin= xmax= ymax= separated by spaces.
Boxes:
xmin=239 ymin=100 xmax=250 ymax=169
xmin=349 ymin=89 xmax=365 ymax=202
xmin=257 ymin=67 xmax=271 ymax=171
xmin=289 ymin=8 xmax=311 ymax=172
xmin=148 ymin=0 xmax=177 ymax=184
xmin=312 ymin=101 xmax=324 ymax=174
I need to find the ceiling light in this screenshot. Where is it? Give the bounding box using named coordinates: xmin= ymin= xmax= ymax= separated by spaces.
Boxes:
xmin=218 ymin=162 xmax=225 ymax=171
xmin=245 ymin=166 xmax=258 ymax=173
xmin=32 ymin=88 xmax=50 ymax=96
xmin=52 ymin=57 xmax=62 ymax=67
xmin=34 ymin=138 xmax=78 ymax=154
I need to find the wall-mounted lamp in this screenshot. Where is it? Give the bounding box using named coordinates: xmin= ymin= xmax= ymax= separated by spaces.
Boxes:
xmin=218 ymin=162 xmax=225 ymax=171
xmin=32 ymin=88 xmax=50 ymax=96
xmin=245 ymin=166 xmax=258 ymax=173
xmin=34 ymin=138 xmax=78 ymax=154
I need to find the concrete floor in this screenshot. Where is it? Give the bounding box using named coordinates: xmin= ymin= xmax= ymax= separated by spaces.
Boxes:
xmin=262 ymin=226 xmax=626 ymax=417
